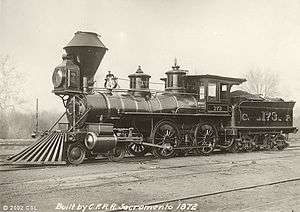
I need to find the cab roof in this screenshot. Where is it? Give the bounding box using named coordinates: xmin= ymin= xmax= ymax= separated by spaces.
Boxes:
xmin=184 ymin=74 xmax=246 ymax=85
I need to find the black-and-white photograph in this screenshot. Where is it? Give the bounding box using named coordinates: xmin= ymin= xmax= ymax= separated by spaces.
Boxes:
xmin=1 ymin=0 xmax=300 ymax=211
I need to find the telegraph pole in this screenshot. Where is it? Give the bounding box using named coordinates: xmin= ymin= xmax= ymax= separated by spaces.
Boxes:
xmin=35 ymin=98 xmax=39 ymax=136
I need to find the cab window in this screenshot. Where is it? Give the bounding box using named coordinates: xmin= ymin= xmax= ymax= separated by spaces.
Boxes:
xmin=208 ymin=83 xmax=217 ymax=101
xmin=199 ymin=82 xmax=205 ymax=101
xmin=220 ymin=84 xmax=228 ymax=100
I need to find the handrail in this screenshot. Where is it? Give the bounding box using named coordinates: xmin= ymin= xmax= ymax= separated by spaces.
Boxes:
xmin=67 ymin=108 xmax=91 ymax=132
xmin=46 ymin=111 xmax=66 ymax=133
xmin=90 ymin=86 xmax=198 ymax=96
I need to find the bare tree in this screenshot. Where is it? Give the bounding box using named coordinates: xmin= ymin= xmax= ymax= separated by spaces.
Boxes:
xmin=0 ymin=54 xmax=25 ymax=138
xmin=241 ymin=68 xmax=279 ymax=98
xmin=0 ymin=55 xmax=25 ymax=112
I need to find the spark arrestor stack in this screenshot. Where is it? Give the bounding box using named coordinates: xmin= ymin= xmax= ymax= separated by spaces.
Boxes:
xmin=64 ymin=31 xmax=108 ymax=87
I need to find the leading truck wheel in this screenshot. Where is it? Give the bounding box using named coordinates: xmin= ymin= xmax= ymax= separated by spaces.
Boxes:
xmin=107 ymin=146 xmax=126 ymax=162
xmin=66 ymin=143 xmax=86 ymax=165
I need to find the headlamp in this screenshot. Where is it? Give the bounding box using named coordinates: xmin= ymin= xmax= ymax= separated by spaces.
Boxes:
xmin=52 ymin=69 xmax=63 ymax=88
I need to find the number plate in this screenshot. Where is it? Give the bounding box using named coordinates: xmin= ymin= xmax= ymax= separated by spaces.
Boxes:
xmin=207 ymin=104 xmax=228 ymax=112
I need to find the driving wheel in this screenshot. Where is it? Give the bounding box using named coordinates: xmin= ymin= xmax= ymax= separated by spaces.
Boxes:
xmin=194 ymin=124 xmax=217 ymax=156
xmin=151 ymin=120 xmax=179 ymax=159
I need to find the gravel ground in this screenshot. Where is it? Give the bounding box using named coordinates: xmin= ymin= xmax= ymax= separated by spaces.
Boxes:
xmin=0 ymin=141 xmax=300 ymax=212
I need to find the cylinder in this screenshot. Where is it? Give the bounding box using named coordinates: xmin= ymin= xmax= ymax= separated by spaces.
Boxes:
xmin=85 ymin=132 xmax=117 ymax=153
xmin=85 ymin=123 xmax=117 ymax=153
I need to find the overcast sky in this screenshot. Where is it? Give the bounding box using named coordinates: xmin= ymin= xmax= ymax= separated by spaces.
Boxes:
xmin=1 ymin=0 xmax=300 ymax=113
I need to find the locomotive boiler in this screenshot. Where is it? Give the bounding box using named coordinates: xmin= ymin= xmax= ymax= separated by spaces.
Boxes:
xmin=7 ymin=31 xmax=298 ymax=165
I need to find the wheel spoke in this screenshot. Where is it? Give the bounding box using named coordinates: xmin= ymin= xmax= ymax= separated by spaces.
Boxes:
xmin=131 ymin=144 xmax=136 ymax=150
xmin=127 ymin=142 xmax=149 ymax=157
xmin=156 ymin=131 xmax=164 ymax=138
xmin=154 ymin=137 xmax=164 ymax=141
xmin=169 ymin=130 xmax=175 ymax=138
xmin=135 ymin=144 xmax=139 ymax=152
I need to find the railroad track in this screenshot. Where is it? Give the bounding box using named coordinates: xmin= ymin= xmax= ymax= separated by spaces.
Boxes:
xmin=109 ymin=177 xmax=300 ymax=212
xmin=2 ymin=153 xmax=300 ymax=199
xmin=1 ymin=149 xmax=299 ymax=211
xmin=286 ymin=145 xmax=300 ymax=149
xmin=1 ymin=147 xmax=300 ymax=172
xmin=1 ymin=153 xmax=299 ymax=189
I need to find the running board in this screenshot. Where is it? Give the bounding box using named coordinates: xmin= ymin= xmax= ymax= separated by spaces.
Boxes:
xmin=6 ymin=131 xmax=67 ymax=165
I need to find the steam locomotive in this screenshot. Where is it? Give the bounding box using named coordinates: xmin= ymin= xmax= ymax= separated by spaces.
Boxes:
xmin=8 ymin=31 xmax=298 ymax=165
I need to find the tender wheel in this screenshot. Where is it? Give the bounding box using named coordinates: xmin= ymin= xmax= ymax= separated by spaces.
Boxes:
xmin=228 ymin=140 xmax=240 ymax=153
xmin=66 ymin=143 xmax=86 ymax=165
xmin=242 ymin=135 xmax=255 ymax=152
xmin=275 ymin=134 xmax=288 ymax=150
xmin=194 ymin=124 xmax=217 ymax=156
xmin=221 ymin=138 xmax=235 ymax=149
xmin=107 ymin=146 xmax=126 ymax=162
xmin=218 ymin=137 xmax=235 ymax=153
xmin=263 ymin=134 xmax=275 ymax=150
xmin=151 ymin=120 xmax=179 ymax=159
xmin=277 ymin=142 xmax=288 ymax=150
xmin=251 ymin=135 xmax=260 ymax=151
xmin=127 ymin=142 xmax=150 ymax=157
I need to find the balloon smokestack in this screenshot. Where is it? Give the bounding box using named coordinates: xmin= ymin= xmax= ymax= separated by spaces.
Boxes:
xmin=64 ymin=31 xmax=108 ymax=87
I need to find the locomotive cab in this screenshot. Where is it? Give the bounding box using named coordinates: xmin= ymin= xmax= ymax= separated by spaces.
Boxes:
xmin=184 ymin=74 xmax=246 ymax=113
